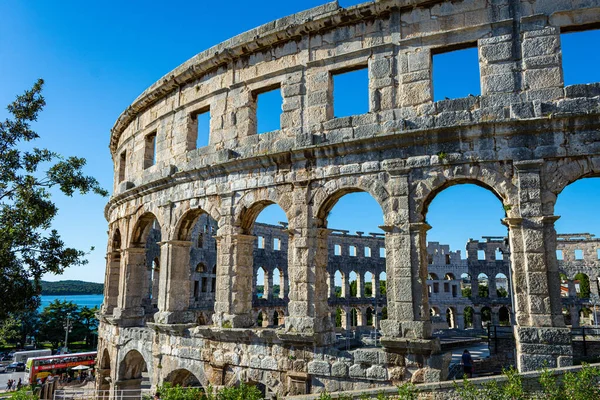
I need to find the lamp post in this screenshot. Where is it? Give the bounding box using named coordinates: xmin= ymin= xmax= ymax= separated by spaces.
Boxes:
xmin=63 ymin=313 xmax=72 ymax=354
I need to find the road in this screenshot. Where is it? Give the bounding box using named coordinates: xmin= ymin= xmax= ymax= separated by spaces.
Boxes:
xmin=0 ymin=369 xmax=28 ymax=392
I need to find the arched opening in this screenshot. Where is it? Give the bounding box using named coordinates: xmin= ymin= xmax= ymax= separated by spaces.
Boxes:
xmin=349 ymin=271 xmax=358 ymax=297
xmin=575 ymin=273 xmax=591 ymax=299
xmin=499 ymin=306 xmax=510 ymax=326
xmin=464 ymin=306 xmax=474 ymax=328
xmin=478 ymin=273 xmax=490 ymax=298
xmin=118 ymin=350 xmax=149 ymax=396
xmin=379 ymin=272 xmax=387 ymax=297
xmin=364 ymin=271 xmax=374 ymax=297
xmin=256 ymin=311 xmax=264 ymax=327
xmin=98 ymin=349 xmax=111 ymax=396
xmin=176 ymin=210 xmax=218 ymax=324
xmin=446 ymin=308 xmax=456 ymax=328
xmin=149 ymin=258 xmax=160 ymax=309
xmin=241 ymin=202 xmax=289 ymax=325
xmin=461 ymin=273 xmax=472 ymax=298
xmin=495 ymin=273 xmax=509 ymax=298
xmin=444 ymin=273 xmax=455 ymax=280
xmin=366 ymin=307 xmax=375 ymax=327
xmin=350 ymin=308 xmax=359 ymax=328
xmin=164 ymin=368 xmax=202 ymax=388
xmin=272 ymin=268 xmax=282 ymax=299
xmin=255 ymin=267 xmax=267 ymax=300
xmin=334 ymin=270 xmax=344 ymax=298
xmin=481 ymin=306 xmax=492 ymax=327
xmin=104 ymin=229 xmax=122 ymax=314
xmin=335 ymin=307 xmax=344 ymax=329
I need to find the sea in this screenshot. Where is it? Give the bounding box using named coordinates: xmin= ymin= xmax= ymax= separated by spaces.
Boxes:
xmin=39 ymin=294 xmax=104 ymax=312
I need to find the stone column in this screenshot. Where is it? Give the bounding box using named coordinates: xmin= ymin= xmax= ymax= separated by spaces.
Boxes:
xmin=113 ymin=247 xmax=146 ymax=325
xmin=568 ymin=280 xmax=577 ymax=298
xmin=373 ymin=275 xmax=380 ymax=299
xmin=212 ymin=225 xmax=255 ymax=328
xmin=471 ymin=278 xmax=479 ymax=300
xmin=507 ymin=160 xmax=572 ymax=371
xmin=489 ymin=279 xmax=498 ymax=299
xmin=154 ymin=240 xmax=193 ymax=324
xmin=342 ymin=274 xmax=350 ymax=298
xmin=264 ymin=269 xmax=272 ymax=301
xmin=328 ymin=273 xmax=336 ymax=299
xmin=457 ymin=312 xmax=465 ymax=330
xmin=570 ymin=306 xmax=580 ymax=328
xmin=357 ymin=273 xmax=364 ymax=298
xmin=491 ymin=308 xmax=500 ymax=326
xmin=102 ymin=250 xmax=121 ymax=315
xmin=473 ymin=308 xmax=482 ymax=330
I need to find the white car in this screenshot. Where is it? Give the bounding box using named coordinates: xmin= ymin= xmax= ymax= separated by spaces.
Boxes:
xmin=0 ymin=364 xmax=6 ymax=373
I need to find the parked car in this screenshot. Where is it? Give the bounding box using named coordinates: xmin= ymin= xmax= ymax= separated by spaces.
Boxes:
xmin=0 ymin=364 xmax=6 ymax=373
xmin=6 ymin=362 xmax=25 ymax=372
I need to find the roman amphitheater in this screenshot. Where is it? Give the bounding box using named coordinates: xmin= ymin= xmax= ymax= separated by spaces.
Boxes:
xmin=98 ymin=0 xmax=600 ymax=397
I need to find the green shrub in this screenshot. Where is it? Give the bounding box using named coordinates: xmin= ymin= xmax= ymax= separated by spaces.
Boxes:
xmin=10 ymin=389 xmax=39 ymax=400
xmin=563 ymin=363 xmax=600 ymax=400
xmin=539 ymin=367 xmax=563 ymax=400
xmin=397 ymin=382 xmax=418 ymax=400
xmin=318 ymin=392 xmax=332 ymax=400
xmin=217 ymin=382 xmax=262 ymax=400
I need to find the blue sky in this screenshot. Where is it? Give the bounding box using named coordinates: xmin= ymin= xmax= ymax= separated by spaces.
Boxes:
xmin=0 ymin=1 xmax=599 ymax=283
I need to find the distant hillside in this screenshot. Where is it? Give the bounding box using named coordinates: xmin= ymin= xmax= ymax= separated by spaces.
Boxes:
xmin=40 ymin=280 xmax=104 ymax=296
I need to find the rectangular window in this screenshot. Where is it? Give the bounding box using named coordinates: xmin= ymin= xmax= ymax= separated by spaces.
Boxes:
xmin=201 ymin=277 xmax=208 ymax=292
xmin=349 ymin=245 xmax=357 ymax=257
xmin=193 ymin=108 xmax=211 ymax=148
xmin=445 ymin=254 xmax=451 ymax=265
xmin=332 ymin=67 xmax=369 ymax=118
xmin=557 ymin=249 xmax=564 ymax=260
xmin=334 ymin=244 xmax=341 ymax=256
xmin=452 ymin=285 xmax=457 ymax=297
xmin=364 ymin=247 xmax=371 ymax=257
xmin=255 ymin=85 xmax=282 ymax=134
xmin=143 ymin=131 xmax=157 ymax=169
xmin=444 ymin=282 xmax=450 ymax=292
xmin=477 ymin=250 xmax=486 ymax=260
xmin=561 ymin=29 xmax=600 ymax=86
xmin=273 ymin=237 xmax=281 ymax=251
xmin=495 ymin=249 xmax=503 ymax=260
xmin=432 ymin=45 xmax=480 ymax=101
xmin=575 ymin=249 xmax=584 ymax=260
xmin=433 ymin=282 xmax=439 ymax=293
xmin=380 ymin=247 xmax=386 ymax=258
xmin=118 ymin=151 xmax=126 ymax=182
xmin=258 ymin=236 xmax=265 ymax=249
xmin=211 ymin=277 xmax=216 ymax=293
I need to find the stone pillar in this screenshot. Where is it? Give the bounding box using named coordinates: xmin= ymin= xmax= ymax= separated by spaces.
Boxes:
xmin=489 ymin=279 xmax=498 ymax=299
xmin=507 ymin=160 xmax=572 ymax=371
xmin=568 ymin=280 xmax=577 ymax=298
xmin=491 ymin=308 xmax=500 ymax=326
xmin=102 ymin=250 xmax=121 ymax=315
xmin=357 ymin=273 xmax=364 ymax=298
xmin=471 ymin=277 xmax=479 ymax=300
xmin=113 ymin=247 xmax=146 ymax=325
xmin=570 ymin=306 xmax=580 ymax=328
xmin=213 ymin=226 xmax=255 ymax=328
xmin=264 ymin=269 xmax=272 ymax=301
xmin=473 ymin=308 xmax=482 ymax=330
xmin=329 ymin=273 xmax=336 ymax=299
xmin=457 ymin=313 xmax=465 ymax=330
xmin=154 ymin=240 xmax=193 ymax=324
xmin=373 ymin=275 xmax=379 ymax=299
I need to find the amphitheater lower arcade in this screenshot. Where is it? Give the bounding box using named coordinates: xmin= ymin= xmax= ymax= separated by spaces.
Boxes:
xmin=98 ymin=0 xmax=600 ymax=396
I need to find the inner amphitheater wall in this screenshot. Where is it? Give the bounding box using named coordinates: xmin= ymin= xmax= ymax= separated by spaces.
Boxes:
xmin=100 ymin=0 xmax=600 ymax=396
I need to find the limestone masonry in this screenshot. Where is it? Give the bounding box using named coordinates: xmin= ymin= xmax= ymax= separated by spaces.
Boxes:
xmin=98 ymin=0 xmax=600 ymax=397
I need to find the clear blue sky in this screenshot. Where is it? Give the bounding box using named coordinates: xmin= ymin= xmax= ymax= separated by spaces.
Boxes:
xmin=1 ymin=1 xmax=598 ymax=283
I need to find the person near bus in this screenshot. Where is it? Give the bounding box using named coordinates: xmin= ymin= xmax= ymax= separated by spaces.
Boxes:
xmin=16 ymin=378 xmax=22 ymax=391
xmin=462 ymin=349 xmax=473 ymax=378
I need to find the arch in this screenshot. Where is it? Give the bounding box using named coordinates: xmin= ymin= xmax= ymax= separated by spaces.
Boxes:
xmin=130 ymin=212 xmax=162 ymax=246
xmin=234 ymin=189 xmax=293 ymax=234
xmin=430 ymin=307 xmax=441 ymax=317
xmin=164 ymin=368 xmax=202 ymax=388
xmin=196 ymin=263 xmax=206 ymax=273
xmin=543 ymin=158 xmax=600 ymax=198
xmin=170 ymin=199 xmax=221 ymax=241
xmin=349 ymin=271 xmax=358 ymax=297
xmin=379 ymin=272 xmax=386 ymax=296
xmin=335 ymin=270 xmax=344 ymax=298
xmin=481 ymin=306 xmax=492 ymax=326
xmin=495 ymin=273 xmax=509 ymax=297
xmin=428 ymin=273 xmax=439 ymax=280
xmin=312 ymin=182 xmax=388 ymax=229
xmin=413 ymin=167 xmax=515 ymax=222
xmin=444 ymin=273 xmax=455 ymax=280
xmin=256 ymin=267 xmax=266 ymax=300
xmin=478 ymin=273 xmax=489 ymax=298
xmin=98 ymin=349 xmax=112 ymax=394
xmin=446 ymin=307 xmax=456 ymax=328
xmin=273 ymin=267 xmax=282 ymax=298
xmin=364 ymin=271 xmax=374 ymax=297
xmin=118 ymin=349 xmax=148 ymax=383
xmin=464 ymin=306 xmax=474 ymax=328
xmin=111 ymin=229 xmax=122 ymax=251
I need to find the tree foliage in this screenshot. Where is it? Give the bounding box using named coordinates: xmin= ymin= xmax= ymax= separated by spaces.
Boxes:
xmin=575 ymin=273 xmax=591 ymax=299
xmin=40 ymin=280 xmax=104 ymax=295
xmin=37 ymin=299 xmax=98 ymax=350
xmin=0 ymin=79 xmax=107 ymax=319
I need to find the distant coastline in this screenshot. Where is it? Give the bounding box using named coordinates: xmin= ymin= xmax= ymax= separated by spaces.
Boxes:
xmin=40 ymin=280 xmax=104 ymax=296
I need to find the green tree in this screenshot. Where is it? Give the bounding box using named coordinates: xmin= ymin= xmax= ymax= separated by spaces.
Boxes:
xmin=496 ymin=287 xmax=508 ymax=298
xmin=478 ymin=284 xmax=489 ymax=298
xmin=78 ymin=306 xmax=99 ymax=348
xmin=379 ymin=280 xmax=386 ymax=296
xmin=462 ymin=287 xmax=472 ymax=298
xmin=38 ymin=300 xmax=80 ymax=349
xmin=350 ymin=280 xmax=357 ymax=297
xmin=0 ymin=80 xmax=107 ymax=319
xmin=575 ymin=273 xmax=591 ymax=299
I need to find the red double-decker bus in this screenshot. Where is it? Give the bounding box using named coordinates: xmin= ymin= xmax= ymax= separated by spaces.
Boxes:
xmin=27 ymin=351 xmax=96 ymax=384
